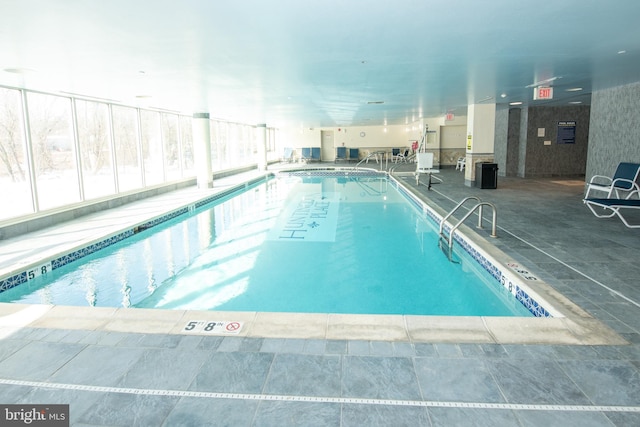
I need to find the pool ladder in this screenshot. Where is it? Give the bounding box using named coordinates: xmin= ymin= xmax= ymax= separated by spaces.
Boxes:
xmin=353 ymin=150 xmax=389 ymax=171
xmin=438 ymin=196 xmax=497 ymax=259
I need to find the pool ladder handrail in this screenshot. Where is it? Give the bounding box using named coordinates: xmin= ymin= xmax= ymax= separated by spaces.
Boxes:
xmin=353 ymin=150 xmax=388 ymax=171
xmin=439 ymin=196 xmax=498 ymax=254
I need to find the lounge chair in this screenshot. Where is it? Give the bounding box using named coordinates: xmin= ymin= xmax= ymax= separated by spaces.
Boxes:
xmin=301 ymin=147 xmax=312 ymax=162
xmin=335 ymin=146 xmax=347 ymax=162
xmin=456 ymin=156 xmax=466 ymax=171
xmin=583 ymin=196 xmax=640 ymax=228
xmin=415 ymin=152 xmax=442 ymax=189
xmin=585 ymin=162 xmax=640 ymax=199
xmin=282 ymin=147 xmax=294 ymax=163
xmin=392 ymin=148 xmax=409 ymax=163
xmin=349 ymin=148 xmax=359 ymax=163
xmin=363 ymin=150 xmax=378 ymax=164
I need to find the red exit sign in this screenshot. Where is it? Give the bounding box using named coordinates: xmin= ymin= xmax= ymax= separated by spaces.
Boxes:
xmin=534 ymin=86 xmax=554 ymax=100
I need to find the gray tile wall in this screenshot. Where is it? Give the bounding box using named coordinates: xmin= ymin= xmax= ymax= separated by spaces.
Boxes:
xmin=506 ymin=108 xmax=521 ymax=177
xmin=493 ymin=105 xmax=509 ymax=176
xmin=518 ymin=107 xmax=528 ymax=177
xmin=523 ymin=105 xmax=590 ymax=177
xmin=586 ymin=81 xmax=640 ymax=180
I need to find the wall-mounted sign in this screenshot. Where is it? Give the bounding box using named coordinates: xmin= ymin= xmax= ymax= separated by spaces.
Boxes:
xmin=534 ymin=86 xmax=553 ymax=100
xmin=557 ymin=121 xmax=576 ymax=144
xmin=445 ymin=112 xmax=454 ymax=121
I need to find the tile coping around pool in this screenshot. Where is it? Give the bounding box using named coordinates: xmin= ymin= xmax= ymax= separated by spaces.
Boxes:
xmin=0 ymin=169 xmax=629 ymax=346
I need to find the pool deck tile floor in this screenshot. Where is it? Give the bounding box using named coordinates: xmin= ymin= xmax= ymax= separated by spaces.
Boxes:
xmin=1 ymin=164 xmax=640 ymax=426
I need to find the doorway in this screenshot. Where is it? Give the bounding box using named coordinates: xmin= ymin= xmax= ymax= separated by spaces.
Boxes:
xmin=321 ymin=130 xmax=334 ymax=161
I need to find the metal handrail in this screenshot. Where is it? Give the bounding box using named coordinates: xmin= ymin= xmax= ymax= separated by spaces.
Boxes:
xmin=353 ymin=150 xmax=388 ymax=171
xmin=438 ymin=196 xmax=481 ymax=237
xmin=439 ymin=197 xmax=498 ymax=254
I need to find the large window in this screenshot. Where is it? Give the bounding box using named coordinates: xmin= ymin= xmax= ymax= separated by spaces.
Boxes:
xmin=179 ymin=115 xmax=194 ymax=177
xmin=27 ymin=92 xmax=80 ymax=211
xmin=0 ymin=88 xmax=32 ymax=220
xmin=112 ymin=105 xmax=142 ymax=192
xmin=140 ymin=110 xmax=164 ymax=186
xmin=211 ymin=120 xmax=226 ymax=171
xmin=161 ymin=113 xmax=180 ymax=181
xmin=0 ymin=85 xmax=267 ymax=224
xmin=76 ymin=100 xmax=115 ymax=199
xmin=210 ymin=120 xmax=258 ymax=171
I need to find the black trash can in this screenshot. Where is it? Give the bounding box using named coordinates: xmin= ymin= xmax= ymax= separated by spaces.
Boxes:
xmin=475 ymin=162 xmax=498 ymax=189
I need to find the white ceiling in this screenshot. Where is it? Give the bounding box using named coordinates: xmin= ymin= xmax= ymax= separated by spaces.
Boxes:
xmin=1 ymin=0 xmax=640 ymax=128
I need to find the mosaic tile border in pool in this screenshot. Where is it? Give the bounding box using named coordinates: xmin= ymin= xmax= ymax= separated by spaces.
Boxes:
xmin=393 ymin=177 xmax=552 ymax=318
xmin=0 ymin=176 xmax=268 ymax=295
xmin=280 ymin=169 xmax=385 ymax=178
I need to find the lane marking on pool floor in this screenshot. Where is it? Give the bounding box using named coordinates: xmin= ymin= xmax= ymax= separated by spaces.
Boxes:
xmin=2 ymin=378 xmax=639 ymax=413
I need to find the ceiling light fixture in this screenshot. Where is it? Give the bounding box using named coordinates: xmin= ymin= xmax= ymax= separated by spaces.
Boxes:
xmin=3 ymin=67 xmax=35 ymax=74
xmin=509 ymin=101 xmax=523 ymax=106
xmin=566 ymin=87 xmax=583 ymax=92
xmin=618 ymin=50 xmax=627 ymax=54
xmin=569 ymin=101 xmax=582 ymax=104
xmin=526 ymin=76 xmax=561 ymax=88
xmin=500 ymin=93 xmax=507 ymax=98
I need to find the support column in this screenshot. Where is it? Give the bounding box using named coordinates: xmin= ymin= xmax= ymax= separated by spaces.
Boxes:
xmin=464 ymin=103 xmax=497 ymax=187
xmin=256 ymin=123 xmax=267 ymax=171
xmin=193 ymin=112 xmax=213 ymax=189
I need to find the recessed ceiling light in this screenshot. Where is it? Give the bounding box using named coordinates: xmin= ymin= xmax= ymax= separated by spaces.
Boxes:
xmin=526 ymin=76 xmax=561 ymax=88
xmin=500 ymin=93 xmax=507 ymax=98
xmin=566 ymin=87 xmax=583 ymax=92
xmin=509 ymin=101 xmax=523 ymax=106
xmin=618 ymin=50 xmax=627 ymax=54
xmin=3 ymin=67 xmax=35 ymax=74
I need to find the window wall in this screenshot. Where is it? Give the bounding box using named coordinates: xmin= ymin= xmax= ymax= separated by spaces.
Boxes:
xmin=27 ymin=92 xmax=80 ymax=211
xmin=0 ymin=85 xmax=278 ymax=224
xmin=112 ymin=105 xmax=143 ymax=192
xmin=178 ymin=115 xmax=195 ymax=176
xmin=210 ymin=119 xmax=258 ymax=171
xmin=76 ymin=99 xmax=115 ymax=199
xmin=0 ymin=88 xmax=32 ymax=217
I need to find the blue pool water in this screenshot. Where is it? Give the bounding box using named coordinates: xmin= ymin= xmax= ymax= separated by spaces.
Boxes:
xmin=0 ymin=173 xmax=532 ymax=316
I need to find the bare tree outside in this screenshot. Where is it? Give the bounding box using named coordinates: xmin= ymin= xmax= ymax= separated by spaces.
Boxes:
xmin=0 ymin=86 xmax=272 ymax=223
xmin=162 ymin=112 xmax=180 ymax=181
xmin=76 ymin=99 xmax=115 ymax=199
xmin=0 ymin=88 xmax=32 ymax=219
xmin=26 ymin=92 xmax=80 ymax=211
xmin=179 ymin=115 xmax=194 ymax=176
xmin=112 ymin=105 xmax=142 ymax=192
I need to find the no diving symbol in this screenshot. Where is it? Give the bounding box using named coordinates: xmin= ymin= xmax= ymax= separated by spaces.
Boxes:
xmin=183 ymin=320 xmax=243 ymax=335
xmin=225 ymin=322 xmax=241 ymax=332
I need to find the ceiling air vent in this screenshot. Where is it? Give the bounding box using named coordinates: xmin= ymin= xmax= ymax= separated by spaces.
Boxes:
xmin=367 ymin=101 xmax=385 ymax=105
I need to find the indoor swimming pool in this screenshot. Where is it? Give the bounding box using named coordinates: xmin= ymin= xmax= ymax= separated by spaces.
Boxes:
xmin=0 ymin=171 xmax=544 ymax=317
